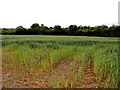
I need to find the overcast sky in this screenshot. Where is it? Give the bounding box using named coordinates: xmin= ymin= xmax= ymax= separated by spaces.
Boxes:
xmin=0 ymin=0 xmax=119 ymax=28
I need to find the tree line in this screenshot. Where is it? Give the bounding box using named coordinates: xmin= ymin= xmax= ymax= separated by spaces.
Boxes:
xmin=2 ymin=23 xmax=120 ymax=37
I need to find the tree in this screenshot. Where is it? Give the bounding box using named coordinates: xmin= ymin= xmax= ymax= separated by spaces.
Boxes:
xmin=69 ymin=25 xmax=77 ymax=35
xmin=54 ymin=25 xmax=64 ymax=35
xmin=16 ymin=26 xmax=27 ymax=35
xmin=78 ymin=25 xmax=83 ymax=29
xmin=41 ymin=24 xmax=44 ymax=27
xmin=30 ymin=23 xmax=40 ymax=29
xmin=30 ymin=23 xmax=40 ymax=34
xmin=3 ymin=23 xmax=120 ymax=37
xmin=29 ymin=27 xmax=41 ymax=35
xmin=40 ymin=26 xmax=49 ymax=34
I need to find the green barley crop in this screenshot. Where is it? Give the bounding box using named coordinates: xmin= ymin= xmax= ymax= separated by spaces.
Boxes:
xmin=2 ymin=35 xmax=119 ymax=88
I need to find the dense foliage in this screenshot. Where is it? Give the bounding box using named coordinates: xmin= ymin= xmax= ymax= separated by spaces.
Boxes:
xmin=2 ymin=23 xmax=120 ymax=37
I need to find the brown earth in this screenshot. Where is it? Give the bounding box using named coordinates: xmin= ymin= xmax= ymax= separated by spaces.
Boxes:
xmin=2 ymin=58 xmax=105 ymax=88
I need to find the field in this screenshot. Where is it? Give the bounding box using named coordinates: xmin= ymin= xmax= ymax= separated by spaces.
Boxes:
xmin=2 ymin=35 xmax=120 ymax=88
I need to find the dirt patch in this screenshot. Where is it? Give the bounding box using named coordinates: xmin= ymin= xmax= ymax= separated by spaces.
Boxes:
xmin=80 ymin=61 xmax=105 ymax=88
xmin=2 ymin=58 xmax=105 ymax=88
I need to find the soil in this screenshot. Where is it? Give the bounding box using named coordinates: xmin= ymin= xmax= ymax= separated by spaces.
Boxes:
xmin=2 ymin=59 xmax=105 ymax=88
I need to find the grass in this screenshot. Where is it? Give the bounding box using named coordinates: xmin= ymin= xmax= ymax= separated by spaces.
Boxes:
xmin=2 ymin=35 xmax=120 ymax=88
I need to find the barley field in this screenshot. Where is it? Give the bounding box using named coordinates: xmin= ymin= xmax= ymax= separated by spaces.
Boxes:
xmin=2 ymin=35 xmax=120 ymax=88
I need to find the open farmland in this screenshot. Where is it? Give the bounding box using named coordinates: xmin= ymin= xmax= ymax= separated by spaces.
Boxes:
xmin=2 ymin=35 xmax=120 ymax=88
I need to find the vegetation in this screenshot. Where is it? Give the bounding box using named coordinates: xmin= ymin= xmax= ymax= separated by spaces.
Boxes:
xmin=1 ymin=23 xmax=120 ymax=37
xmin=2 ymin=35 xmax=120 ymax=88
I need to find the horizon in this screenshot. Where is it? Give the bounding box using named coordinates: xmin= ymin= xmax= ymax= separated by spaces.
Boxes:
xmin=0 ymin=23 xmax=118 ymax=29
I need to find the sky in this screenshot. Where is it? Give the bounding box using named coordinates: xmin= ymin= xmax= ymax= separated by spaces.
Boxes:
xmin=0 ymin=0 xmax=119 ymax=28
